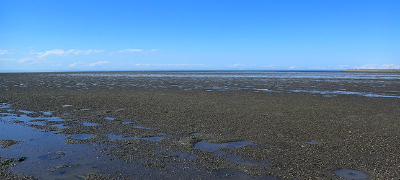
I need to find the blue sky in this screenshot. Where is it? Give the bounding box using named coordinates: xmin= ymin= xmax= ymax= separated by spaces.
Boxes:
xmin=1 ymin=0 xmax=399 ymax=72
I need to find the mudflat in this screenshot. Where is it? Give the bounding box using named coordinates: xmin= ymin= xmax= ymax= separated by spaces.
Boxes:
xmin=1 ymin=72 xmax=399 ymax=179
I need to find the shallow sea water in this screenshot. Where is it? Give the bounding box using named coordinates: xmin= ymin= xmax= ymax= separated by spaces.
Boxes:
xmin=35 ymin=71 xmax=400 ymax=98
xmin=333 ymin=168 xmax=369 ymax=180
xmin=1 ymin=71 xmax=399 ymax=98
xmin=0 ymin=106 xmax=278 ymax=179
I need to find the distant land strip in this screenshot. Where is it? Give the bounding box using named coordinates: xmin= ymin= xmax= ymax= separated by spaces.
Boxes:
xmin=345 ymin=69 xmax=400 ymax=73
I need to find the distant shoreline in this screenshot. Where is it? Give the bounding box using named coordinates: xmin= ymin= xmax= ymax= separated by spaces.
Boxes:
xmin=1 ymin=69 xmax=400 ymax=73
xmin=344 ymin=69 xmax=400 ymax=73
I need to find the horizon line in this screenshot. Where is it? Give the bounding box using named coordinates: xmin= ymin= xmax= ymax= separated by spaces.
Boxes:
xmin=2 ymin=69 xmax=399 ymax=73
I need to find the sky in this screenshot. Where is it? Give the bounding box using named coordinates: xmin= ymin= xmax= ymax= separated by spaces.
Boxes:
xmin=1 ymin=0 xmax=399 ymax=72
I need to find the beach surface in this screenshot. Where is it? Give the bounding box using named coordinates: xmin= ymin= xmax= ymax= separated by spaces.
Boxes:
xmin=1 ymin=72 xmax=400 ymax=179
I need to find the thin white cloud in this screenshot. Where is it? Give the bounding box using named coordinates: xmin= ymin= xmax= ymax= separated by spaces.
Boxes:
xmin=133 ymin=63 xmax=205 ymax=67
xmin=68 ymin=63 xmax=76 ymax=67
xmin=68 ymin=62 xmax=84 ymax=67
xmin=69 ymin=61 xmax=110 ymax=67
xmin=37 ymin=49 xmax=104 ymax=58
xmin=227 ymin=63 xmax=260 ymax=68
xmin=307 ymin=65 xmax=349 ymax=70
xmin=110 ymin=49 xmax=158 ymax=55
xmin=16 ymin=57 xmax=47 ymax=65
xmin=228 ymin=63 xmax=245 ymax=67
xmin=336 ymin=65 xmax=350 ymax=69
xmin=0 ymin=50 xmax=13 ymax=55
xmin=0 ymin=58 xmax=15 ymax=61
xmin=356 ymin=64 xmax=400 ymax=69
xmin=23 ymin=50 xmax=37 ymax=55
xmin=75 ymin=49 xmax=105 ymax=55
xmin=148 ymin=49 xmax=160 ymax=52
xmin=117 ymin=49 xmax=143 ymax=53
xmin=18 ymin=58 xmax=32 ymax=64
xmin=37 ymin=49 xmax=65 ymax=57
xmin=264 ymin=65 xmax=280 ymax=68
xmin=88 ymin=61 xmax=109 ymax=66
xmin=260 ymin=64 xmax=284 ymax=70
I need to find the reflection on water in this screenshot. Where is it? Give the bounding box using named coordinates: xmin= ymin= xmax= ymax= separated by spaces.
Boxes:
xmin=27 ymin=120 xmax=46 ymax=126
xmin=333 ymin=168 xmax=369 ymax=180
xmin=0 ymin=103 xmax=10 ymax=109
xmin=41 ymin=111 xmax=54 ymax=116
xmin=69 ymin=134 xmax=94 ymax=140
xmin=51 ymin=124 xmax=69 ymax=129
xmin=133 ymin=125 xmax=151 ymax=129
xmin=19 ymin=110 xmax=36 ymax=114
xmin=0 ymin=118 xmax=101 ymax=179
xmin=290 ymin=89 xmax=400 ymax=98
xmin=0 ymin=104 xmax=278 ymax=179
xmin=82 ymin=122 xmax=98 ymax=127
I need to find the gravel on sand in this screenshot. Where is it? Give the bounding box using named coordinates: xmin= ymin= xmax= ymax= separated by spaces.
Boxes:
xmin=1 ymin=73 xmax=399 ymax=179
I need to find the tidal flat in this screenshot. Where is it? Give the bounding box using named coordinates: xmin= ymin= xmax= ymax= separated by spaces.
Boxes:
xmin=1 ymin=71 xmax=400 ymax=179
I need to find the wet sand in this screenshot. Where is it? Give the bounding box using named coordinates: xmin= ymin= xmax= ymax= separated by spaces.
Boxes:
xmin=1 ymin=72 xmax=400 ymax=179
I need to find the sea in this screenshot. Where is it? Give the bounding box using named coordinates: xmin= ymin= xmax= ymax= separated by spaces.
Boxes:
xmin=3 ymin=71 xmax=398 ymax=98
